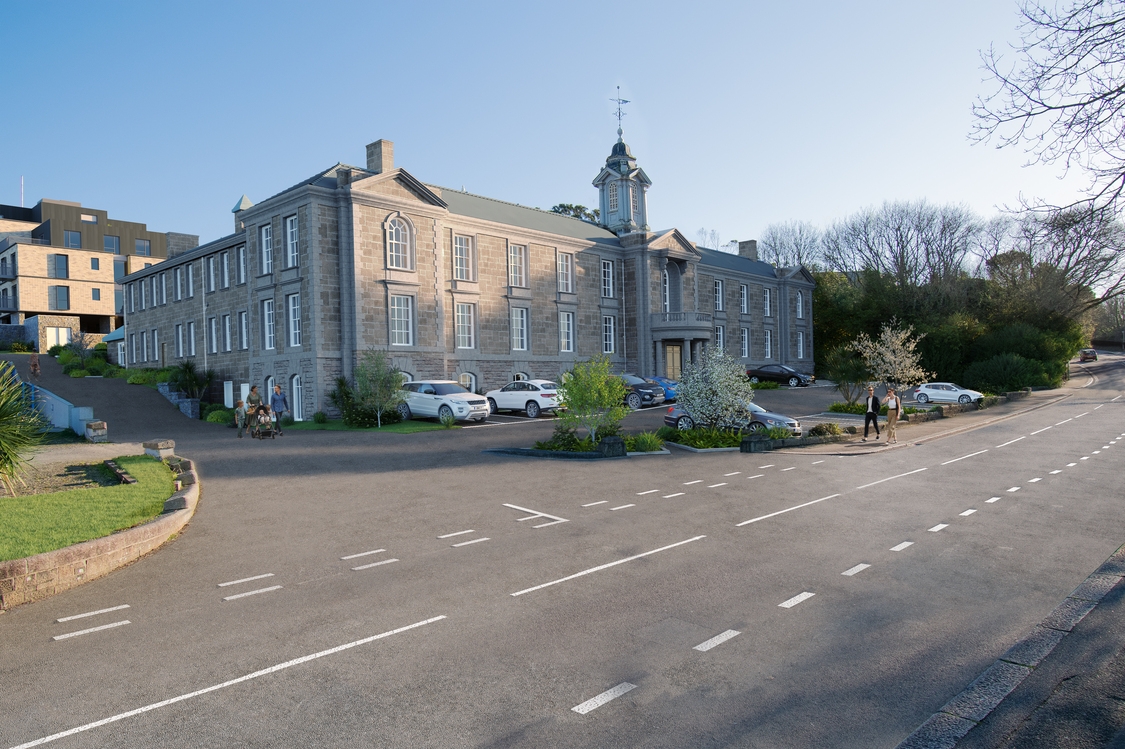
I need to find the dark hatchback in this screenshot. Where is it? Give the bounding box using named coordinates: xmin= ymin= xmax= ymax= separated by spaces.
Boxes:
xmin=745 ymin=364 xmax=815 ymax=387
xmin=621 ymin=374 xmax=667 ymax=410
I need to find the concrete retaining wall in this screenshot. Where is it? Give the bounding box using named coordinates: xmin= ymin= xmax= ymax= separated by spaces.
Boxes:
xmin=0 ymin=462 xmax=200 ymax=611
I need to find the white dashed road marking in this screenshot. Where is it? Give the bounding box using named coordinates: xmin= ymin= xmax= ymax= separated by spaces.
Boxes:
xmin=352 ymin=558 xmax=398 ymax=571
xmin=503 ymin=503 xmax=569 ymax=528
xmin=572 ymin=682 xmax=637 ymax=714
xmin=437 ymin=530 xmax=474 ymax=539
xmin=781 ymin=467 xmax=796 ymax=472
xmin=57 ymin=605 xmax=130 ymax=623
xmin=1081 ymin=456 xmax=1090 ymax=460
xmin=855 ymin=467 xmax=927 ymax=491
xmin=1029 ymin=477 xmax=1042 ymax=482
xmin=684 ymin=480 xmax=702 ymax=485
xmin=1055 ymin=419 xmax=1073 ymax=426
xmin=812 ymin=460 xmax=824 ymax=465
xmin=996 ymin=437 xmax=1025 ymax=448
xmin=636 ymin=490 xmax=658 ymax=496
xmin=340 ymin=549 xmax=385 ymax=560
xmin=583 ymin=501 xmax=608 ymax=507
xmin=929 ymin=524 xmax=949 ymax=532
xmin=1008 ymin=487 xmax=1021 ymax=492
xmin=724 ymin=472 xmax=741 ymax=476
xmin=1094 ymin=450 xmax=1102 ymax=454
xmin=452 ymin=538 xmax=489 ymax=548
xmin=960 ymin=509 xmax=976 ymax=516
xmin=987 ymin=497 xmax=1001 ymax=503
xmin=610 ymin=504 xmax=634 ymax=511
xmin=1067 ymin=462 xmax=1077 ymax=467
xmin=1076 ymin=412 xmax=1090 ymax=418
xmin=1096 ymin=404 xmax=1104 ymax=410
xmin=779 ymin=592 xmax=815 ymax=608
xmin=52 ymin=620 xmax=131 ymax=641
xmin=737 ymin=494 xmax=841 ymax=526
xmin=759 ymin=464 xmax=774 ymax=469
xmin=747 ymin=474 xmax=764 ymax=479
xmin=1050 ymin=470 xmax=1061 ymax=474
xmin=1030 ymin=426 xmax=1052 ymax=435
xmin=708 ymin=482 xmax=727 ymax=488
xmin=693 ymin=630 xmax=741 ymax=652
xmin=664 ymin=492 xmax=684 ymax=498
xmin=510 ymin=536 xmax=707 ymax=597
xmin=842 ymin=564 xmax=871 ymax=576
xmin=222 ymin=586 xmax=282 ymax=601
xmin=218 ymin=573 xmax=274 ymax=587
xmin=941 ymin=450 xmax=988 ymax=465
xmin=890 ymin=542 xmax=914 ymax=551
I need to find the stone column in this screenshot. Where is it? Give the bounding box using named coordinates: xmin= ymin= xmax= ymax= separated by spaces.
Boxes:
xmin=683 ymin=338 xmax=691 ymax=367
xmin=654 ymin=339 xmax=664 ymax=379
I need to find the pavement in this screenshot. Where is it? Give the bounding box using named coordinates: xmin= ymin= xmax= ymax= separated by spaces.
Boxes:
xmin=1 ymin=353 xmax=1122 ymax=747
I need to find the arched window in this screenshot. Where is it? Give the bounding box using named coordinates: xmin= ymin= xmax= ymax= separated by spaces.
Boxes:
xmin=458 ymin=372 xmax=476 ymax=392
xmin=387 ymin=217 xmax=412 ymax=270
xmin=796 ymin=291 xmax=804 ymax=319
xmin=513 ymin=372 xmax=529 ymax=381
xmin=290 ymin=375 xmax=303 ymax=421
xmin=399 ymin=371 xmax=414 ymax=385
xmin=265 ymin=376 xmax=275 ymax=399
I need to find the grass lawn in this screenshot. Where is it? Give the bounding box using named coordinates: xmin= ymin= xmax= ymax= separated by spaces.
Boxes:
xmin=285 ymin=418 xmax=453 ymax=433
xmin=0 ymin=455 xmax=174 ymax=562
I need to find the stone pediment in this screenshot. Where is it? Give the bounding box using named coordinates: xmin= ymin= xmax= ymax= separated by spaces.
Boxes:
xmin=593 ymin=165 xmax=652 ymax=188
xmin=646 ymin=228 xmax=699 ymax=260
xmin=781 ymin=265 xmax=816 ymax=285
xmin=350 ymin=169 xmax=448 ymax=208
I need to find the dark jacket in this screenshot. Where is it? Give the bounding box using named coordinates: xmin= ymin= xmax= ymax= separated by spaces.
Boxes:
xmin=865 ymin=395 xmax=881 ymax=414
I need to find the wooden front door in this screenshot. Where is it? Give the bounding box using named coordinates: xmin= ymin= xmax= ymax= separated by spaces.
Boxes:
xmin=665 ymin=344 xmax=682 ymax=379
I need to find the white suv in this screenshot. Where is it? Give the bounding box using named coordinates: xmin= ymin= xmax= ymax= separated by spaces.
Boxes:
xmin=398 ymin=380 xmax=490 ymax=422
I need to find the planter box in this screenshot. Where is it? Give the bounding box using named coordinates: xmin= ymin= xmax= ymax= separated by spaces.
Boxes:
xmin=666 ymin=442 xmax=740 ymax=453
xmin=483 ymin=447 xmax=615 ymax=460
xmin=741 ymin=434 xmax=851 ymax=453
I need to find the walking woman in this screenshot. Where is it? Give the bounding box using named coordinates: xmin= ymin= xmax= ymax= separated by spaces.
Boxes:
xmin=884 ymin=387 xmax=901 ymax=444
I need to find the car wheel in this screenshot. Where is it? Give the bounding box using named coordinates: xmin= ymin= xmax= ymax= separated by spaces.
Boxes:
xmin=438 ymin=404 xmax=454 ymax=421
xmin=958 ymin=394 xmax=972 ymax=404
xmin=748 ymin=422 xmax=767 ymax=434
xmin=675 ymin=415 xmax=694 ymax=431
xmin=487 ymin=397 xmax=498 ymax=414
xmin=626 ymin=392 xmax=642 ymax=410
xmin=749 ymin=376 xmax=760 ymax=384
xmin=916 ymin=393 xmax=928 ymax=404
xmin=788 ymin=376 xmax=800 ymax=387
xmin=525 ymin=401 xmax=541 ymax=418
xmin=396 ymin=402 xmax=412 ymax=420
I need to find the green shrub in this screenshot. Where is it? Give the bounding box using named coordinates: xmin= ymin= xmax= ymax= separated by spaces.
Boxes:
xmin=68 ymin=369 xmax=89 ymax=378
xmin=94 ymin=342 xmax=108 ymax=352
xmin=9 ymin=341 xmax=33 ymax=353
xmin=84 ymin=358 xmax=108 ymax=375
xmin=328 ymin=376 xmax=384 ymax=428
xmin=748 ymin=380 xmax=780 ymax=390
xmin=127 ymin=370 xmax=154 ymax=385
xmin=766 ymin=426 xmax=792 ymax=440
xmin=313 ymin=411 xmax=328 ymax=424
xmin=827 ymin=401 xmax=888 ymax=415
xmin=808 ymin=422 xmax=843 ymax=437
xmin=534 ymin=424 xmax=583 ymax=451
xmin=439 ymin=411 xmax=457 ymax=429
xmin=205 ymin=409 xmax=233 ymax=424
xmin=670 ymin=427 xmax=742 ymax=449
xmin=625 ymin=431 xmax=665 ymax=452
xmin=200 ymin=402 xmax=228 ymax=419
xmin=281 ymin=414 xmax=295 ymax=427
xmin=962 ymin=353 xmax=1049 ymax=393
xmin=47 ymin=344 xmax=66 ymax=357
xmin=656 ymin=426 xmax=679 ymax=442
xmin=57 ymin=349 xmax=78 ymax=366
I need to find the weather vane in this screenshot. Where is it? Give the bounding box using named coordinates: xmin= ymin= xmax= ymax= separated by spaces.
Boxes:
xmin=610 ymin=86 xmax=629 ymax=140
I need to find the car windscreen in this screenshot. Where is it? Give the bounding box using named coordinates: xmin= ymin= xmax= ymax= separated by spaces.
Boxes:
xmin=432 ymin=383 xmax=470 ymax=395
xmin=748 ymin=403 xmax=766 ymax=413
xmin=622 ymin=375 xmax=647 ymax=385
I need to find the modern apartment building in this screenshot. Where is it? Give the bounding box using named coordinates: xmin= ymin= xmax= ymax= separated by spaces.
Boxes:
xmin=120 ymin=136 xmax=814 ymax=418
xmin=0 ymin=199 xmax=197 ymax=350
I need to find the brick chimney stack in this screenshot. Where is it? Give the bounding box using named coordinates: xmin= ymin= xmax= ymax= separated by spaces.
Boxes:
xmin=738 ymin=240 xmax=758 ymax=261
xmin=366 ymin=140 xmax=394 ymax=174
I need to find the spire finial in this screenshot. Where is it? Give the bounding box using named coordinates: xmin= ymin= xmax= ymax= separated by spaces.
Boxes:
xmin=610 ymin=86 xmax=629 ymax=142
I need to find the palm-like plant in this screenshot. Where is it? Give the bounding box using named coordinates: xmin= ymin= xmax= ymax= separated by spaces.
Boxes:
xmin=169 ymin=360 xmax=215 ymax=399
xmin=0 ymin=362 xmax=47 ymax=494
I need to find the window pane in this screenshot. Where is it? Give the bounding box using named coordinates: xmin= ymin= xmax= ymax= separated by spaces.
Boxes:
xmin=454 ymin=236 xmax=471 ymax=281
xmin=390 ymin=295 xmax=413 ymax=345
xmin=135 ymin=239 xmax=151 ymax=256
xmin=104 ymin=235 xmax=120 ymax=253
xmin=388 ymin=219 xmax=410 ymax=269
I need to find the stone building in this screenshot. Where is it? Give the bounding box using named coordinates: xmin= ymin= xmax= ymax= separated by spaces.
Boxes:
xmin=120 ymin=135 xmax=814 ymax=418
xmin=0 ymin=199 xmax=196 ymax=350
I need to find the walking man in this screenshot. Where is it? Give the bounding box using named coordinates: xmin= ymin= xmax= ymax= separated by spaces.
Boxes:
xmin=862 ymin=385 xmax=881 ymax=442
xmin=884 ymin=387 xmax=900 ymax=444
xmin=270 ymin=384 xmax=289 ymax=436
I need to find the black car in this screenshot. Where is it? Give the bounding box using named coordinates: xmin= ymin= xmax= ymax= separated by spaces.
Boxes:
xmin=664 ymin=402 xmax=801 ymax=436
xmin=621 ymin=374 xmax=666 ymax=410
xmin=745 ymin=364 xmax=815 ymax=387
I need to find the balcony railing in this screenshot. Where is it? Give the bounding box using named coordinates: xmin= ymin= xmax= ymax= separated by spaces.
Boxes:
xmin=652 ymin=311 xmax=713 ymax=325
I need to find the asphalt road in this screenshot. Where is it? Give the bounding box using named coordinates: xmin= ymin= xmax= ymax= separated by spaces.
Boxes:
xmin=0 ymin=357 xmax=1122 ymax=748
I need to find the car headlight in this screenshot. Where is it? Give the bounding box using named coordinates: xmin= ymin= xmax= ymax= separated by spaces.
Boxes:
xmin=766 ymin=418 xmax=782 ymax=425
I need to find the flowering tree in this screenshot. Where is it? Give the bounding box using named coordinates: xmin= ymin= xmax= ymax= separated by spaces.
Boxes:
xmin=849 ymin=319 xmax=933 ymax=389
xmin=353 ymin=349 xmax=406 ymax=428
xmin=556 ymin=355 xmax=629 ymax=443
xmin=677 ymin=345 xmax=757 ymax=429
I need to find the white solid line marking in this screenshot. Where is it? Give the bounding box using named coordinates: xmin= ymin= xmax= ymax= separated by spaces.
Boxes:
xmin=217 ymin=573 xmax=274 ymax=588
xmin=572 ymin=682 xmax=637 ymax=714
xmin=452 ymin=537 xmax=490 ymax=547
xmin=842 ymin=564 xmax=871 ymax=576
xmin=1029 ymin=477 xmax=1042 ymax=482
xmin=1067 ymin=462 xmax=1077 ymax=467
xmin=779 ymin=592 xmax=815 ymax=608
xmin=504 ymin=503 xmax=568 ymax=525
xmin=996 ymin=437 xmax=1025 ymax=448
xmin=510 ymin=536 xmax=706 ymax=597
xmin=747 ymin=474 xmax=764 ymax=479
xmin=56 ymin=604 xmax=130 ymax=623
xmin=437 ymin=530 xmax=474 ymax=539
xmin=1008 ymin=486 xmax=1021 ymax=492
xmin=663 ymin=492 xmax=685 ymax=498
xmin=351 ymin=558 xmax=399 ymax=571
xmin=929 ymin=524 xmax=949 ymax=532
xmin=812 ymin=460 xmax=824 ymax=465
xmin=759 ymin=464 xmax=774 ymax=468
xmin=941 ymin=450 xmax=988 ymax=465
xmin=960 ymin=509 xmax=976 ymax=516
xmin=781 ymin=467 xmax=796 ymax=472
xmin=582 ymin=501 xmax=608 ymax=507
xmin=1050 ymin=470 xmax=1061 ymax=474
xmin=52 ymin=620 xmax=130 ymax=641
xmin=855 ymin=467 xmax=928 ymax=491
xmin=708 ymin=482 xmax=727 ymax=488
xmin=636 ymin=490 xmax=658 ymax=495
xmin=986 ymin=497 xmax=1000 ymax=503
xmin=725 ymin=472 xmax=742 ymax=476
xmin=683 ymin=480 xmax=702 ymax=485
xmin=694 ymin=629 xmax=741 ymax=652
xmin=610 ymin=504 xmax=635 ymax=511
xmin=340 ymin=548 xmax=385 ymax=560
xmin=890 ymin=542 xmax=913 ymax=551
xmin=23 ymin=616 xmax=447 ymax=748
xmin=222 ymin=585 xmax=282 ymax=601
xmin=1056 ymin=419 xmax=1073 ymax=426
xmin=737 ymin=494 xmax=841 ymax=526
xmin=1030 ymin=426 xmax=1052 ymax=435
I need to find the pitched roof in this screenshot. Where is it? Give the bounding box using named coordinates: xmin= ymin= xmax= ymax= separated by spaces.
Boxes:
xmin=437 ymin=188 xmax=620 ymax=245
xmin=696 ymin=246 xmax=780 ymax=279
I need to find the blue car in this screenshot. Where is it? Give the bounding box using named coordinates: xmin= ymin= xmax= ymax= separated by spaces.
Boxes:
xmin=649 ymin=376 xmax=678 ymax=401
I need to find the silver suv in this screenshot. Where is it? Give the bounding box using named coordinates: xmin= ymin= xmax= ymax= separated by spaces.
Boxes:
xmin=398 ymin=380 xmax=490 ymax=422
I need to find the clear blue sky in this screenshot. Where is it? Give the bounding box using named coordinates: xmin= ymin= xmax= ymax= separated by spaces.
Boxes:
xmin=1 ymin=1 xmax=1088 ymax=246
